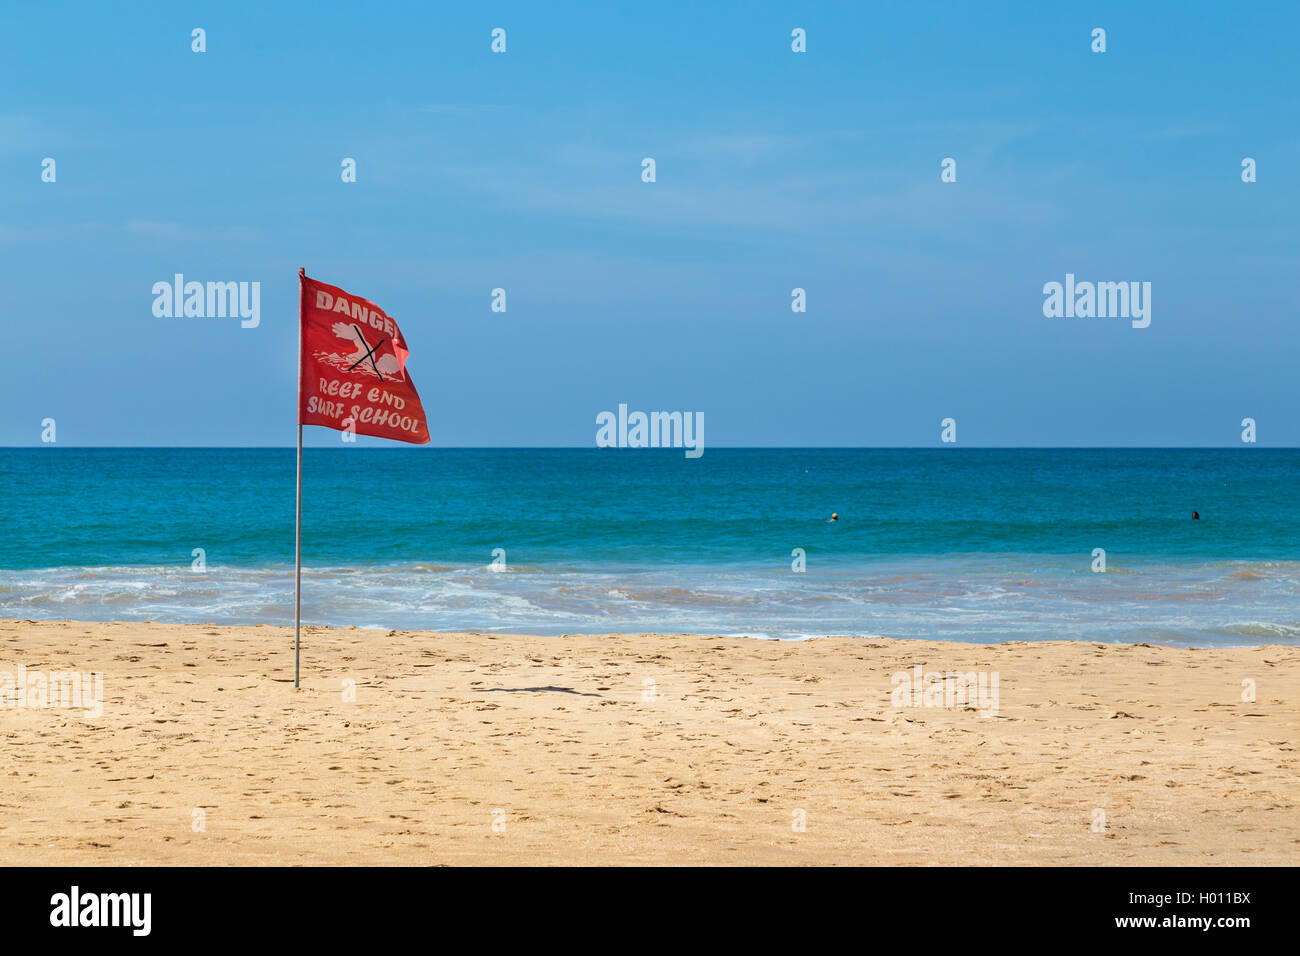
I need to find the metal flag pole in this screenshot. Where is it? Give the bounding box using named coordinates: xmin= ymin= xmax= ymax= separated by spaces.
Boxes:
xmin=294 ymin=267 xmax=305 ymax=689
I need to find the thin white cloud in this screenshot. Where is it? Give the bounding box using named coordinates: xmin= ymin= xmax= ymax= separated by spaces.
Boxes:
xmin=0 ymin=115 xmax=45 ymax=155
xmin=1142 ymin=123 xmax=1223 ymax=141
xmin=417 ymin=104 xmax=509 ymax=115
xmin=124 ymin=220 xmax=258 ymax=241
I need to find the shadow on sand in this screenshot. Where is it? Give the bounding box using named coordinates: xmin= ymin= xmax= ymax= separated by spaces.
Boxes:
xmin=475 ymin=685 xmax=603 ymax=697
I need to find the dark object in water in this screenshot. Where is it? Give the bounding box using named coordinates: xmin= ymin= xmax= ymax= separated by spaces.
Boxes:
xmin=1192 ymin=511 xmax=1200 ymax=520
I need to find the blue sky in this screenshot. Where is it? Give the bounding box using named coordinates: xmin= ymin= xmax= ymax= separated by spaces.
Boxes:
xmin=2 ymin=0 xmax=1296 ymax=446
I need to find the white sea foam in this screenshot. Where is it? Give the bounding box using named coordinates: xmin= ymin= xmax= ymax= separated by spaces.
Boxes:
xmin=0 ymin=557 xmax=1297 ymax=646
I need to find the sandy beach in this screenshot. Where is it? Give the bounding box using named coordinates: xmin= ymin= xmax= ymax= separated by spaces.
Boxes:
xmin=1 ymin=618 xmax=1296 ymax=865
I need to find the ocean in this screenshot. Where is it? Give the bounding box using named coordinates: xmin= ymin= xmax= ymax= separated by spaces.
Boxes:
xmin=1 ymin=448 xmax=1297 ymax=645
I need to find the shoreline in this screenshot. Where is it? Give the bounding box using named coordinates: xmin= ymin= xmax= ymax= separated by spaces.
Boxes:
xmin=4 ymin=537 xmax=1299 ymax=647
xmin=2 ymin=618 xmax=1296 ymax=865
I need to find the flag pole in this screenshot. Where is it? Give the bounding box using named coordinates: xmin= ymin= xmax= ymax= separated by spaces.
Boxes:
xmin=294 ymin=267 xmax=305 ymax=689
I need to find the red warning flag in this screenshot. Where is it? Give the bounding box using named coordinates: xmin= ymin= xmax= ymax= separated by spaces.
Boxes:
xmin=297 ymin=271 xmax=430 ymax=444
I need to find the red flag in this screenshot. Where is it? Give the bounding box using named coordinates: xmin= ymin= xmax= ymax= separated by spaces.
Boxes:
xmin=298 ymin=271 xmax=430 ymax=444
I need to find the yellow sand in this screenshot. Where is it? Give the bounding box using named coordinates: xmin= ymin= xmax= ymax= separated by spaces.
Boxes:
xmin=1 ymin=619 xmax=1296 ymax=865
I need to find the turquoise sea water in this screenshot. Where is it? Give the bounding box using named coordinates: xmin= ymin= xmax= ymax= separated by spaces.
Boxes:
xmin=1 ymin=448 xmax=1297 ymax=645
